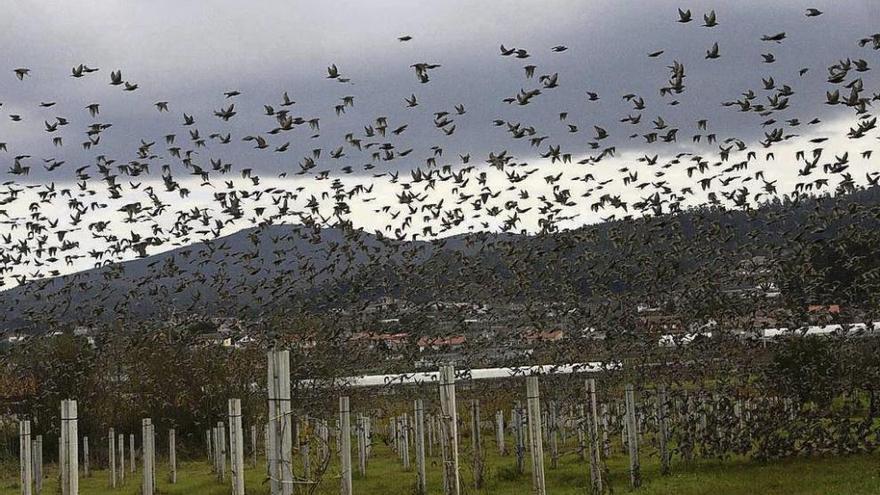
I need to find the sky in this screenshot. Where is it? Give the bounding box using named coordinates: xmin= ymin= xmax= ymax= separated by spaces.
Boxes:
xmin=0 ymin=0 xmax=878 ymax=286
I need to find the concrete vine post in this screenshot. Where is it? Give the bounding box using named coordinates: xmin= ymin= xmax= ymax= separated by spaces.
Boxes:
xmin=169 ymin=428 xmax=177 ymax=484
xmin=339 ymin=396 xmax=353 ymax=495
xmin=414 ymin=399 xmax=427 ymax=495
xmin=118 ymin=433 xmax=125 ymax=485
xmin=60 ymin=400 xmax=78 ymax=495
xmin=34 ymin=434 xmax=43 ymax=495
xmin=624 ymin=384 xmax=641 ymax=489
xmin=229 ymin=399 xmax=245 ymax=495
xmin=267 ymin=349 xmax=293 ymax=495
xmin=549 ymin=401 xmax=559 ymax=469
xmin=401 ymin=414 xmax=411 ymax=471
xmin=212 ymin=427 xmax=219 ymax=474
xmin=586 ymin=378 xmax=603 ymax=494
xmin=496 ymin=410 xmax=506 ymax=456
xmin=526 ymin=377 xmax=547 ymax=495
xmin=108 ymin=428 xmax=116 ymax=489
xmin=207 ymin=430 xmax=213 ymax=468
xmin=251 ymin=424 xmax=258 ymax=468
xmin=142 ymin=419 xmax=154 ymax=495
xmin=19 ymin=420 xmax=33 ymax=495
xmin=514 ymin=401 xmax=525 ymax=475
xmin=217 ymin=421 xmax=227 ymax=483
xmin=80 ymin=436 xmax=87 ymax=480
xmin=438 ymin=365 xmax=460 ymax=495
xmin=470 ymin=400 xmax=483 ymax=489
xmin=357 ymin=415 xmax=367 ymax=477
xmin=600 ymin=404 xmax=610 ymax=459
xmin=576 ymin=404 xmax=586 ymax=462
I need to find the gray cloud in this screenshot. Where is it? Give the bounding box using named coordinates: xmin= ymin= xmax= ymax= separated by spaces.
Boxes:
xmin=0 ymin=0 xmax=878 ymax=285
xmin=1 ymin=0 xmax=876 ymax=182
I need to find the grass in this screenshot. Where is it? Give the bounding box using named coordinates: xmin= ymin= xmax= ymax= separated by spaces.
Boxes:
xmin=2 ymin=436 xmax=878 ymax=494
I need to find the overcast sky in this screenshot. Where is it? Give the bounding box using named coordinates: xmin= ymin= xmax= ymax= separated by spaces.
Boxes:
xmin=0 ymin=0 xmax=878 ymax=285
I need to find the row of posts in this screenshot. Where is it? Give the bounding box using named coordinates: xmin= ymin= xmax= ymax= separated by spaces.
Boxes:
xmin=376 ymin=373 xmax=663 ymax=495
xmin=18 ymin=400 xmax=79 ymax=495
xmin=18 ymin=402 xmax=178 ymax=495
xmin=232 ymin=370 xmax=676 ymax=495
xmin=255 ymin=361 xmax=646 ymax=495
xmin=19 ymin=361 xmax=666 ymax=495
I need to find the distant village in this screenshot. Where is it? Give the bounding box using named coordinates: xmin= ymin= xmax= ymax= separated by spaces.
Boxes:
xmin=4 ymin=256 xmax=875 ymax=371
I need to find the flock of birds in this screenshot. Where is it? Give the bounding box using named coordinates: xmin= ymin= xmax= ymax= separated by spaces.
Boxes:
xmin=0 ymin=7 xmax=878 ymax=329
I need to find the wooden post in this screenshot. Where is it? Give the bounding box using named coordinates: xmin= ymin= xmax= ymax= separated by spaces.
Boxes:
xmin=20 ymin=420 xmax=33 ymax=495
xmin=319 ymin=420 xmax=330 ymax=468
xmin=218 ymin=421 xmax=227 ymax=482
xmin=393 ymin=416 xmax=400 ymax=457
xmin=549 ymin=401 xmax=559 ymax=469
xmin=364 ymin=416 xmax=372 ymax=459
xmin=526 ymin=376 xmax=547 ymax=495
xmin=152 ymin=426 xmax=157 ymax=489
xmin=169 ymin=428 xmax=177 ymax=484
xmin=207 ymin=429 xmax=213 ymax=467
xmin=401 ymin=414 xmax=411 ymax=471
xmin=366 ymin=416 xmax=372 ymax=458
xmin=34 ymin=434 xmax=43 ymax=495
xmin=335 ymin=420 xmax=341 ymax=461
xmin=218 ymin=425 xmax=223 ymax=477
xmin=514 ymin=401 xmax=525 ymax=474
xmin=414 ymin=400 xmax=427 ymax=495
xmin=624 ymin=384 xmax=641 ymax=489
xmin=586 ymin=378 xmax=603 ymax=494
xmin=542 ymin=411 xmax=549 ymax=445
xmin=267 ymin=349 xmax=293 ymax=495
xmin=80 ymin=436 xmax=87 ymax=480
xmin=117 ymin=433 xmax=125 ymax=485
xmin=496 ymin=410 xmax=506 ymax=456
xmin=393 ymin=417 xmax=400 ymax=459
xmin=142 ymin=419 xmax=154 ymax=495
xmin=60 ymin=400 xmax=78 ymax=495
xmin=251 ymin=424 xmax=258 ymax=468
xmin=300 ymin=418 xmax=311 ymax=481
xmin=129 ymin=434 xmax=135 ymax=474
xmin=426 ymin=415 xmax=434 ymax=458
xmin=561 ymin=408 xmax=568 ymax=447
xmin=264 ymin=424 xmax=271 ymax=476
xmin=108 ymin=428 xmax=116 ymax=488
xmin=600 ymin=404 xmax=610 ymax=459
xmin=438 ymin=416 xmax=450 ymax=495
xmin=470 ymin=400 xmax=483 ymax=488
xmin=438 ymin=365 xmax=460 ymax=495
xmin=229 ymin=400 xmax=245 ymax=495
xmin=339 ymin=396 xmax=353 ymax=495
xmin=360 ymin=415 xmax=369 ymax=468
xmin=657 ymin=386 xmax=670 ymax=475
xmin=212 ymin=427 xmax=219 ymax=476
xmin=357 ymin=416 xmax=367 ymax=477
xmin=576 ymin=404 xmax=586 ymax=461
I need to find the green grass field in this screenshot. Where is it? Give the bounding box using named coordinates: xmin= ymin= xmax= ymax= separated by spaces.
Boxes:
xmin=2 ymin=439 xmax=878 ymax=495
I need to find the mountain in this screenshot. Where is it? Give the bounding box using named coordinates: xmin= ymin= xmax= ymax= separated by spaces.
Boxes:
xmin=0 ymin=224 xmax=424 ymax=330
xmin=4 ymin=187 xmax=880 ymax=332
